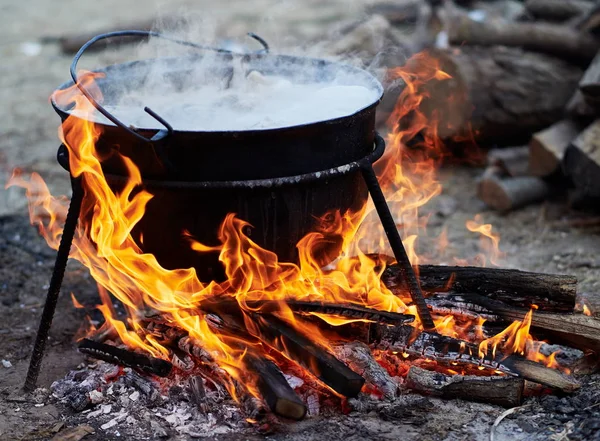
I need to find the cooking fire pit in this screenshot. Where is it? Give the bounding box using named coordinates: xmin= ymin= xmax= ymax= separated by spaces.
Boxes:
xmin=13 ymin=29 xmax=594 ymax=434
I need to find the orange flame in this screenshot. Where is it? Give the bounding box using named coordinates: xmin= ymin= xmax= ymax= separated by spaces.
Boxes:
xmin=6 ymin=53 xmax=560 ymax=396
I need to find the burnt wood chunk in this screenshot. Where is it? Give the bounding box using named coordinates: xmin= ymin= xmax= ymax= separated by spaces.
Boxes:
xmin=524 ymin=0 xmax=593 ymax=22
xmin=405 ymin=46 xmax=582 ymax=147
xmin=244 ymin=354 xmax=307 ymax=420
xmin=529 ymin=120 xmax=582 ymax=177
xmin=78 ymin=338 xmax=172 ymax=377
xmin=488 ymin=146 xmax=529 ymax=177
xmin=564 ymin=120 xmax=600 ymax=200
xmin=382 ymin=264 xmax=577 ymax=309
xmin=248 ymin=314 xmax=365 ymax=397
xmin=406 ymin=366 xmax=524 ymax=408
xmin=446 ymin=13 xmax=599 ymax=64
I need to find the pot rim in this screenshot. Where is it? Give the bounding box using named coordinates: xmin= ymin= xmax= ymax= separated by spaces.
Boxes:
xmin=51 ymin=52 xmax=384 ymax=136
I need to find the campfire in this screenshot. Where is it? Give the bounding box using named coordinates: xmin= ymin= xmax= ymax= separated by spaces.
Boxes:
xmin=6 ymin=28 xmax=598 ymax=434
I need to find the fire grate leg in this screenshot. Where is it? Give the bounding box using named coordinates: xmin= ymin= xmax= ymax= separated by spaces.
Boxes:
xmin=23 ymin=177 xmax=84 ymax=392
xmin=359 ymin=162 xmax=436 ymax=331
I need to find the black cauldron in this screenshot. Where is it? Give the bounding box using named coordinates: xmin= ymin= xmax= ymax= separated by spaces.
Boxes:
xmin=52 ymin=31 xmax=385 ymax=280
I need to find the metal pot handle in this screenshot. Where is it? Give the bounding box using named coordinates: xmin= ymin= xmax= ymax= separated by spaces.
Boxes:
xmin=69 ymin=30 xmax=270 ymax=144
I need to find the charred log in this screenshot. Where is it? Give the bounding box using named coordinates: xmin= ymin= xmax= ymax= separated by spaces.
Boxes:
xmin=382 ymin=263 xmax=577 ymax=311
xmin=78 ymin=338 xmax=172 ymax=377
xmin=243 ymin=354 xmax=307 ymax=420
xmin=371 ymin=325 xmax=580 ymax=392
xmin=248 ymin=313 xmax=365 ymax=398
xmin=406 ymin=366 xmax=524 ymax=407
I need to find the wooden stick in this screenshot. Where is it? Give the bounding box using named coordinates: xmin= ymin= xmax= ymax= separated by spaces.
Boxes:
xmin=477 ymin=175 xmax=550 ymax=212
xmin=243 ymin=354 xmax=307 ymax=420
xmin=529 ymin=120 xmax=583 ymax=177
xmin=382 ymin=263 xmax=577 ymax=310
xmin=446 ymin=12 xmax=599 ymax=64
xmin=406 ymin=366 xmax=524 ymax=407
xmin=78 ymin=338 xmax=172 ymax=377
xmin=248 ymin=313 xmax=365 ymax=398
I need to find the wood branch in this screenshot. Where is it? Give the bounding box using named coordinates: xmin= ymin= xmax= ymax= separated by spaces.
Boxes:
xmin=445 ymin=12 xmax=599 ymax=64
xmin=78 ymin=338 xmax=172 ymax=377
xmin=529 ymin=120 xmax=583 ymax=177
xmin=488 ymin=146 xmax=529 ymax=177
xmin=371 ymin=325 xmax=580 ymax=392
xmin=446 ymin=293 xmax=600 ymax=350
xmin=524 ymin=0 xmax=593 ymax=23
xmin=564 ymin=120 xmax=600 ymax=199
xmin=248 ymin=313 xmax=365 ymax=398
xmin=382 ymin=263 xmax=577 ymax=310
xmin=477 ymin=175 xmax=550 ymax=212
xmin=406 ymin=366 xmax=524 ymax=407
xmin=243 ymin=354 xmax=307 ymax=420
xmin=405 ymin=46 xmax=583 ymax=146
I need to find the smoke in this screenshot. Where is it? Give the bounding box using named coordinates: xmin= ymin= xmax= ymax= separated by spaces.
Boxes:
xmin=69 ymin=10 xmax=386 ymax=132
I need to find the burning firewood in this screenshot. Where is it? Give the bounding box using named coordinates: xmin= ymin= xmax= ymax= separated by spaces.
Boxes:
xmin=78 ymin=338 xmax=172 ymax=377
xmin=406 ymin=366 xmax=524 ymax=408
xmin=382 ymin=263 xmax=578 ymax=311
xmin=371 ymin=324 xmax=580 ymax=393
xmin=247 ymin=313 xmax=365 ymax=398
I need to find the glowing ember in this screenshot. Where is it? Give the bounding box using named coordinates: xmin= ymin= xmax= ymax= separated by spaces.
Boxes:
xmin=6 ymin=52 xmax=564 ymax=401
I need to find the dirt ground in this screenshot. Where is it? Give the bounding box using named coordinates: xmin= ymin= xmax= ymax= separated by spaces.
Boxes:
xmin=2 ymin=1 xmax=600 ymax=440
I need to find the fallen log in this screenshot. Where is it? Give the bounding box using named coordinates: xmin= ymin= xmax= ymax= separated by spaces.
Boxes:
xmin=243 ymin=354 xmax=307 ymax=420
xmin=477 ymin=175 xmax=550 ymax=212
xmin=488 ymin=146 xmax=529 ymax=177
xmin=563 ymin=120 xmax=600 ymax=199
xmin=78 ymin=338 xmax=172 ymax=377
xmin=524 ymin=0 xmax=593 ymax=23
xmin=400 ymin=46 xmax=582 ymax=146
xmin=382 ymin=263 xmax=577 ymax=311
xmin=406 ymin=365 xmax=524 ymax=407
xmin=529 ymin=120 xmax=583 ymax=177
xmin=248 ymin=313 xmax=365 ymax=398
xmin=445 ymin=12 xmax=599 ymax=64
xmin=371 ymin=325 xmax=580 ymax=392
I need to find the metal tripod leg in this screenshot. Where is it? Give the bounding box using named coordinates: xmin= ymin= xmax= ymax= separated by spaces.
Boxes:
xmin=23 ymin=177 xmax=84 ymax=392
xmin=359 ymin=162 xmax=436 ymax=331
